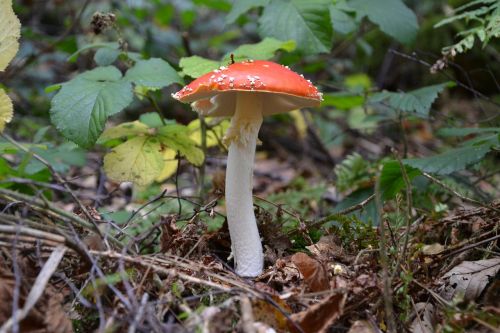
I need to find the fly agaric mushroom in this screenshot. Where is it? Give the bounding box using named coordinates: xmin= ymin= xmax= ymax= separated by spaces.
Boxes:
xmin=172 ymin=60 xmax=322 ymax=277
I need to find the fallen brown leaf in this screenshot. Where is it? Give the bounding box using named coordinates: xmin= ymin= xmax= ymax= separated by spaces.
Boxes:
xmin=438 ymin=257 xmax=500 ymax=302
xmin=409 ymin=302 xmax=436 ymax=333
xmin=291 ymin=252 xmax=330 ymax=292
xmin=252 ymin=293 xmax=292 ymax=331
xmin=347 ymin=320 xmax=379 ymax=333
xmin=289 ymin=292 xmax=347 ymax=333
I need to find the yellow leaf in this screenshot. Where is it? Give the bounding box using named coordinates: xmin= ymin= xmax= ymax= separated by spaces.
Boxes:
xmin=0 ymin=0 xmax=21 ymax=71
xmin=99 ymin=121 xmax=149 ymax=142
xmin=156 ymin=148 xmax=178 ymax=182
xmin=0 ymin=89 xmax=13 ymax=132
xmin=188 ymin=117 xmax=230 ymax=148
xmin=103 ymin=136 xmax=164 ymax=186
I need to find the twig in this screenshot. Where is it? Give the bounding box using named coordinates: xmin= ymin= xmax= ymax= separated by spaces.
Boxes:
xmin=1 ymin=134 xmax=103 ymax=236
xmin=437 ymin=234 xmax=500 ymax=260
xmin=0 ymin=246 xmax=67 ymax=333
xmin=240 ymin=296 xmax=256 ymax=333
xmin=305 ymin=194 xmax=375 ymax=231
xmin=375 ymin=171 xmax=396 ymax=333
xmin=422 ymin=172 xmax=500 ymax=213
xmin=389 ymin=49 xmax=500 ymax=108
xmin=390 ymin=150 xmax=413 ymax=280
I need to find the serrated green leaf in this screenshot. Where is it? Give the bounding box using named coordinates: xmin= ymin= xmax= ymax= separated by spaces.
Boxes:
xmin=103 ymin=136 xmax=164 ymax=186
xmin=329 ymin=4 xmax=357 ymax=35
xmin=370 ymin=82 xmax=452 ymax=117
xmin=99 ymin=121 xmax=149 ymax=142
xmin=179 ymin=56 xmax=220 ymax=79
xmin=0 ymin=0 xmax=21 ymax=72
xmin=349 ymin=0 xmax=419 ymax=44
xmin=94 ymin=47 xmax=120 ymax=66
xmin=223 ymin=37 xmax=296 ymax=62
xmin=380 ymin=160 xmax=421 ymax=199
xmin=0 ymin=89 xmax=13 ymax=132
xmin=67 ymin=42 xmax=119 ymax=63
xmin=226 ymin=0 xmax=269 ymax=24
xmin=26 ymin=142 xmax=87 ymax=175
xmin=139 ymin=112 xmax=168 ymax=128
xmin=258 ymin=0 xmax=333 ymax=55
xmin=50 ymin=66 xmax=134 ymax=148
xmin=125 ymin=58 xmax=182 ymax=90
xmin=158 ymin=124 xmax=205 ymax=166
xmin=404 ymin=144 xmax=493 ymax=175
xmin=187 ymin=118 xmax=230 ymax=147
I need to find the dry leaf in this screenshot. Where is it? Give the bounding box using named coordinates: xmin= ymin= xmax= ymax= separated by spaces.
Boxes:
xmin=438 ymin=257 xmax=500 ymax=302
xmin=290 ymin=292 xmax=347 ymax=333
xmin=252 ymin=294 xmax=292 ymax=331
xmin=409 ymin=303 xmax=436 ymax=333
xmin=45 ymin=291 xmax=73 ymax=333
xmin=291 ymin=252 xmax=330 ymax=292
xmin=347 ymin=320 xmax=379 ymax=333
xmin=421 ymin=243 xmax=444 ymax=256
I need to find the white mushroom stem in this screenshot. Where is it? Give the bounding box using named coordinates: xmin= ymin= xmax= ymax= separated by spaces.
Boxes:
xmin=224 ymin=92 xmax=264 ymax=277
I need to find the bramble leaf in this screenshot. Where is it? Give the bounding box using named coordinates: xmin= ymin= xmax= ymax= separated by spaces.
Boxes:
xmin=0 ymin=89 xmax=13 ymax=132
xmin=226 ymin=0 xmax=269 ymax=24
xmin=349 ymin=0 xmax=419 ymax=44
xmin=187 ymin=118 xmax=230 ymax=147
xmin=124 ymin=58 xmax=183 ymax=90
xmin=258 ymin=0 xmax=333 ymax=55
xmin=158 ymin=125 xmax=204 ymax=166
xmin=179 ymin=56 xmax=220 ymax=79
xmin=156 ymin=148 xmax=178 ymax=181
xmin=0 ymin=0 xmax=21 ymax=72
xmin=224 ymin=37 xmax=296 ymax=62
xmin=103 ymin=136 xmax=164 ymax=186
xmin=50 ymin=66 xmax=134 ymax=148
xmin=98 ymin=121 xmax=149 ymax=142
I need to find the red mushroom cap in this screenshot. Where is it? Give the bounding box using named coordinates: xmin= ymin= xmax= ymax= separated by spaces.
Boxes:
xmin=172 ymin=60 xmax=322 ymax=117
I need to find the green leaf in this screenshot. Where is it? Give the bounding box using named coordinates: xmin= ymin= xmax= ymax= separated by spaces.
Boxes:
xmin=158 ymin=125 xmax=204 ymax=166
xmin=226 ymin=0 xmax=269 ymax=24
xmin=94 ymin=47 xmax=120 ymax=66
xmin=404 ymin=144 xmax=493 ymax=175
xmin=179 ymin=56 xmax=220 ymax=78
xmin=139 ymin=112 xmax=167 ymax=128
xmin=258 ymin=0 xmax=333 ymax=55
xmin=50 ymin=66 xmax=134 ymax=148
xmin=98 ymin=121 xmax=149 ymax=142
xmin=224 ymin=37 xmax=296 ymax=62
xmin=349 ymin=0 xmax=419 ymax=44
xmin=193 ymin=0 xmax=231 ymax=11
xmin=437 ymin=127 xmax=500 ymax=137
xmin=380 ymin=160 xmax=421 ymax=199
xmin=321 ymin=93 xmax=364 ymax=110
xmin=44 ymin=84 xmax=62 ymax=94
xmin=26 ymin=143 xmax=87 ymax=175
xmin=370 ymin=82 xmax=452 ymax=117
xmin=124 ymin=58 xmax=182 ymax=90
xmin=67 ymin=42 xmax=118 ymax=63
xmin=329 ymin=4 xmax=357 ymax=35
xmin=103 ymin=136 xmax=164 ymax=186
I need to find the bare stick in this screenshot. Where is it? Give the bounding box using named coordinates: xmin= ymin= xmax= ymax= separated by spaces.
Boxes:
xmin=0 ymin=246 xmax=67 ymax=333
xmin=375 ymin=172 xmax=396 ymax=332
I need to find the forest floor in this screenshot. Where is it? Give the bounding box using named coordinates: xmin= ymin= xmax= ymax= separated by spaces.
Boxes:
xmin=0 ymin=130 xmax=499 ymax=333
